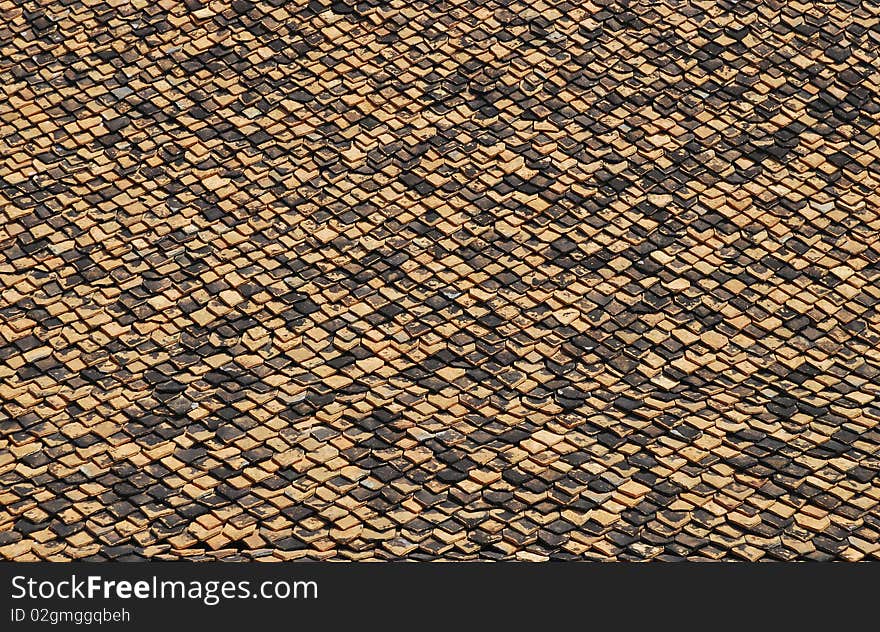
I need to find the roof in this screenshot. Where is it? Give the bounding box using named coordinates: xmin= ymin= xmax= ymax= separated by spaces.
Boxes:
xmin=1 ymin=0 xmax=879 ymax=560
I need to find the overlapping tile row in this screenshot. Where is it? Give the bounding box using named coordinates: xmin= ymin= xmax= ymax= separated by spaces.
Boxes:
xmin=1 ymin=0 xmax=879 ymax=561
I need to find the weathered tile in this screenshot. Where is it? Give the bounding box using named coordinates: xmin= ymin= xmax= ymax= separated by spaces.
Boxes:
xmin=0 ymin=0 xmax=879 ymax=562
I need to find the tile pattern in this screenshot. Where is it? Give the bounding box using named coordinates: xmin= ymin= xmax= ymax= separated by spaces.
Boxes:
xmin=2 ymin=0 xmax=880 ymax=561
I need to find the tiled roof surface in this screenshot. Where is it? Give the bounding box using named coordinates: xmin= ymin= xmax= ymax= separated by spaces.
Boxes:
xmin=2 ymin=0 xmax=880 ymax=561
